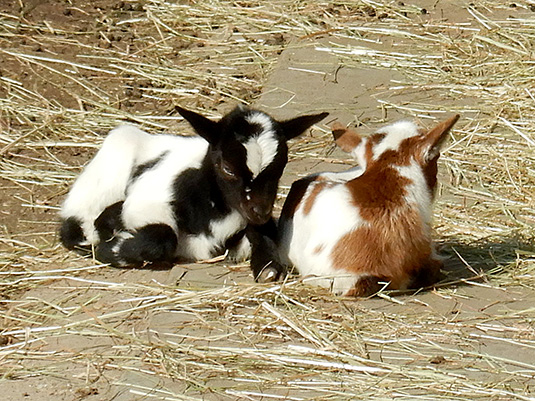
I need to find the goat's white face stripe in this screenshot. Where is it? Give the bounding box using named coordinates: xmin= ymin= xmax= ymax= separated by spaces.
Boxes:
xmin=244 ymin=113 xmax=279 ymax=178
xmin=372 ymin=121 xmax=419 ymax=160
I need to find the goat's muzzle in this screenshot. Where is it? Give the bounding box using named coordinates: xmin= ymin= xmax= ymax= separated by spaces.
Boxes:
xmin=243 ymin=201 xmax=272 ymax=225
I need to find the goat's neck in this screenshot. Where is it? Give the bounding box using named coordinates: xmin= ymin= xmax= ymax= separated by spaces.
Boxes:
xmin=201 ymin=155 xmax=233 ymax=212
xmin=346 ymin=164 xmax=413 ymax=211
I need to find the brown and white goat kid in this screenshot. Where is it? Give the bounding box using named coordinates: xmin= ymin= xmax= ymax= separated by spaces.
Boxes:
xmin=60 ymin=105 xmax=328 ymax=281
xmin=278 ymin=115 xmax=460 ymax=296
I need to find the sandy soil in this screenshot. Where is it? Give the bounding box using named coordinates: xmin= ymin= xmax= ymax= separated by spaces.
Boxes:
xmin=1 ymin=1 xmax=534 ymax=400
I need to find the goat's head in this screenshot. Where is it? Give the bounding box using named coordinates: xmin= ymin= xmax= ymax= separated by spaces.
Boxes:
xmin=332 ymin=115 xmax=459 ymax=194
xmin=177 ymin=105 xmax=328 ymax=225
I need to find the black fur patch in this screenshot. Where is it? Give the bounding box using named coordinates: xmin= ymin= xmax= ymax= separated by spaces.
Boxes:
xmin=224 ymin=228 xmax=246 ymax=250
xmin=96 ymin=224 xmax=178 ymax=267
xmin=130 ymin=151 xmax=168 ymax=182
xmin=120 ymin=224 xmax=178 ymax=264
xmin=219 ymin=108 xmax=267 ymax=142
xmin=94 ymin=201 xmax=124 ymax=242
xmin=246 ymin=218 xmax=285 ymax=281
xmin=59 ymin=216 xmax=87 ymax=251
xmin=279 ymin=175 xmax=317 ymax=222
xmin=171 ymin=157 xmax=231 ymax=236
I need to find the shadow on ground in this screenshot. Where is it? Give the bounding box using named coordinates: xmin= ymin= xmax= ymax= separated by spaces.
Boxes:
xmin=437 ymin=233 xmax=534 ymax=285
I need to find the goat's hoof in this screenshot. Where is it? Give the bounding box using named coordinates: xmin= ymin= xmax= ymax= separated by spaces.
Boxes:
xmin=257 ymin=266 xmax=281 ymax=283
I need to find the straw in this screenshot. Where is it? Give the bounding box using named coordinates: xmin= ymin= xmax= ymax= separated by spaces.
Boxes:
xmin=1 ymin=1 xmax=534 ymax=399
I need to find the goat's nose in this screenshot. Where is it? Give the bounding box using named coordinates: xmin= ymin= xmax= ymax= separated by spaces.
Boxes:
xmin=252 ymin=205 xmax=269 ymax=217
xmin=250 ymin=205 xmax=271 ymax=223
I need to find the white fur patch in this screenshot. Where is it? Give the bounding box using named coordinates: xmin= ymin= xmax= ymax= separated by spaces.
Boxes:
xmin=111 ymin=231 xmax=134 ymax=266
xmin=61 ymin=125 xmax=152 ymax=244
xmin=227 ymin=235 xmax=252 ymax=262
xmin=318 ymin=166 xmax=364 ymax=182
xmin=279 ymin=182 xmax=367 ymax=295
xmin=396 ymin=163 xmax=433 ymax=228
xmin=186 ymin=210 xmax=246 ymax=260
xmin=121 ymin=137 xmax=208 ymax=232
xmin=373 ymin=121 xmax=419 ymax=160
xmin=350 ymin=137 xmax=369 ymax=170
xmin=244 ymin=112 xmax=279 ymax=178
xmin=246 ymin=111 xmax=273 ymax=133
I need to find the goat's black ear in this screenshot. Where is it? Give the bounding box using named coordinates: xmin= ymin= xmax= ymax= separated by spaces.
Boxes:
xmin=279 ymin=112 xmax=329 ymax=140
xmin=175 ymin=106 xmax=220 ymax=143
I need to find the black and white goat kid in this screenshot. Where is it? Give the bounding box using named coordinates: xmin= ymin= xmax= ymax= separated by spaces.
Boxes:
xmin=59 ymin=106 xmax=328 ymax=281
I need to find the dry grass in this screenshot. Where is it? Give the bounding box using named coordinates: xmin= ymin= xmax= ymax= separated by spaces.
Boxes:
xmin=1 ymin=1 xmax=535 ymax=400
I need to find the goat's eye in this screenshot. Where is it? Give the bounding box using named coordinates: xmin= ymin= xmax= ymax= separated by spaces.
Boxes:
xmin=220 ymin=163 xmax=237 ymax=180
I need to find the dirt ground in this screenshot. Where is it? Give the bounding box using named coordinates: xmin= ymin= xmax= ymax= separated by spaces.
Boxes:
xmin=1 ymin=1 xmax=535 ymax=400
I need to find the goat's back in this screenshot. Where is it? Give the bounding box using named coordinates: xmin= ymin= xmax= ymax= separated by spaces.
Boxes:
xmin=279 ymin=168 xmax=435 ymax=295
xmin=60 ymin=125 xmax=207 ymax=247
xmin=279 ymin=115 xmax=460 ymax=296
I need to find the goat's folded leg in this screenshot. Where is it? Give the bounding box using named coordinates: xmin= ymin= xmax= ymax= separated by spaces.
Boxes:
xmin=409 ymin=257 xmax=444 ymax=289
xmin=246 ymin=219 xmax=286 ymax=283
xmin=94 ymin=201 xmax=125 ymax=242
xmin=95 ymin=223 xmax=177 ymax=267
xmin=59 ymin=216 xmax=92 ymax=255
xmin=224 ymin=229 xmax=251 ymax=263
xmin=346 ymin=276 xmax=389 ymax=298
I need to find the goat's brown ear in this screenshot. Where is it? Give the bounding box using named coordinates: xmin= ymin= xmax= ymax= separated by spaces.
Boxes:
xmin=423 ymin=114 xmax=460 ymax=161
xmin=332 ymin=122 xmax=363 ymax=153
xmin=176 ymin=106 xmax=220 ymax=144
xmin=280 ymin=112 xmax=329 ymax=140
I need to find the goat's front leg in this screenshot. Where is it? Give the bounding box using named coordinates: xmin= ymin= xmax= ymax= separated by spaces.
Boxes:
xmin=95 ymin=224 xmax=177 ymax=268
xmin=246 ymin=218 xmax=286 ymax=283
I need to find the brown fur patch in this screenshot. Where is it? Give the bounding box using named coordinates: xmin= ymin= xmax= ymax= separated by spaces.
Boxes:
xmin=330 ymin=207 xmax=434 ymax=290
xmin=423 ymin=154 xmax=439 ymax=196
xmin=409 ymin=257 xmax=443 ymax=288
xmin=302 ymin=180 xmax=330 ymax=216
xmin=346 ymin=165 xmax=412 ymax=221
xmin=346 ymin=276 xmax=388 ymax=297
xmin=313 ymin=244 xmax=325 ymax=255
xmin=332 ymin=123 xmax=362 ymax=153
xmin=364 ymin=139 xmax=374 ymax=166
xmin=370 ymin=132 xmax=386 ymax=144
